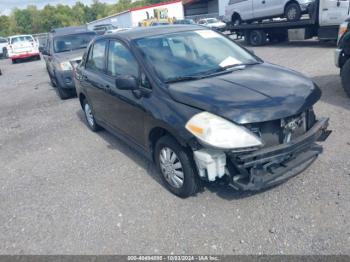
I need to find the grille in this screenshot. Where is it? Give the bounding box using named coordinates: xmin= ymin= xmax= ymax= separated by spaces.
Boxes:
xmin=246 ymin=108 xmax=316 ymax=148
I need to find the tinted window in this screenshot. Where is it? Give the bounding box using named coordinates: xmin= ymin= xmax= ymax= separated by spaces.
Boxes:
xmin=0 ymin=38 xmax=7 ymax=43
xmin=53 ymin=32 xmax=95 ymax=53
xmin=86 ymin=40 xmax=107 ymax=72
xmin=107 ymin=40 xmax=139 ymax=78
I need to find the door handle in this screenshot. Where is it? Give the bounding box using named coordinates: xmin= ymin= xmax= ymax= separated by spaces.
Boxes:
xmin=322 ymin=8 xmax=328 ymax=11
xmin=262 ymin=0 xmax=266 ymax=4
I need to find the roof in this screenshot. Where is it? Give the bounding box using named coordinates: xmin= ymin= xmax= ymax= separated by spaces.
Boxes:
xmin=102 ymin=24 xmax=204 ymax=40
xmin=50 ymin=26 xmax=93 ymax=36
xmin=129 ymin=0 xmax=182 ymax=12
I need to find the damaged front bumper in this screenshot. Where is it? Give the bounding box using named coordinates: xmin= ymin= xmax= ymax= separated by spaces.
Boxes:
xmin=194 ymin=118 xmax=331 ymax=191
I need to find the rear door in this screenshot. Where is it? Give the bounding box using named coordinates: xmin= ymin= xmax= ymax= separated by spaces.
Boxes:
xmin=252 ymin=0 xmax=282 ymax=19
xmin=320 ymin=0 xmax=350 ymax=26
xmin=80 ymin=39 xmax=111 ymax=122
xmin=228 ymin=0 xmax=254 ymax=20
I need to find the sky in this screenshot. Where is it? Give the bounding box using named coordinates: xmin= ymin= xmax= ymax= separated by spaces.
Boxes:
xmin=0 ymin=0 xmax=118 ymax=15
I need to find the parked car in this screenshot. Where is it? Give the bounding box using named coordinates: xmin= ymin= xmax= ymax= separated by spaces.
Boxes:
xmin=93 ymin=24 xmax=117 ymax=35
xmin=224 ymin=0 xmax=315 ymax=25
xmin=174 ymin=19 xmax=195 ymax=25
xmin=74 ymin=25 xmax=330 ymax=198
xmin=335 ymin=17 xmax=350 ymax=97
xmin=4 ymin=35 xmax=40 ymax=63
xmin=198 ymin=18 xmax=226 ymax=31
xmin=0 ymin=37 xmax=8 ymax=58
xmin=42 ymin=26 xmax=97 ymax=99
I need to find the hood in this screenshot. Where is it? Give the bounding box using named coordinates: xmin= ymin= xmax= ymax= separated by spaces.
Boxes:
xmin=54 ymin=48 xmax=85 ymax=62
xmin=168 ymin=63 xmax=321 ymax=124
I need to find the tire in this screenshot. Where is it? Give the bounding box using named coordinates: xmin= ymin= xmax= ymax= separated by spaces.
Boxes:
xmin=82 ymin=99 xmax=101 ymax=132
xmin=49 ymin=73 xmax=57 ymax=87
xmin=36 ymin=55 xmax=41 ymax=60
xmin=155 ymin=135 xmax=200 ymax=198
xmin=285 ymin=2 xmax=302 ymax=22
xmin=57 ymin=84 xmax=72 ymax=100
xmin=341 ymin=60 xmax=350 ymax=98
xmin=244 ymin=31 xmax=251 ymax=45
xmin=249 ymin=30 xmax=267 ymax=46
xmin=12 ymin=59 xmax=17 ymax=64
xmin=3 ymin=48 xmax=8 ymax=58
xmin=231 ymin=14 xmax=241 ymax=26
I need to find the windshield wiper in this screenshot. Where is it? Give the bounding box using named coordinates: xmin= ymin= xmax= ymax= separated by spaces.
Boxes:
xmin=198 ymin=61 xmax=261 ymax=77
xmin=165 ymin=75 xmax=202 ymax=83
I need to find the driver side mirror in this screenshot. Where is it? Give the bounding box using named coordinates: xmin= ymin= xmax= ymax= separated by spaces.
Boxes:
xmin=41 ymin=48 xmax=50 ymax=56
xmin=115 ymin=75 xmax=139 ymax=90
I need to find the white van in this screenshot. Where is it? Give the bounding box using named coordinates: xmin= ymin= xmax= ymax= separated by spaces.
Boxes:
xmin=224 ymin=0 xmax=315 ymax=25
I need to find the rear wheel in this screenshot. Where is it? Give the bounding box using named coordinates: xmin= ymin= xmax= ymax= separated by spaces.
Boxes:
xmin=285 ymin=2 xmax=302 ymax=21
xmin=341 ymin=60 xmax=350 ymax=98
xmin=249 ymin=30 xmax=267 ymax=46
xmin=12 ymin=59 xmax=17 ymax=64
xmin=155 ymin=135 xmax=200 ymax=198
xmin=83 ymin=99 xmax=101 ymax=132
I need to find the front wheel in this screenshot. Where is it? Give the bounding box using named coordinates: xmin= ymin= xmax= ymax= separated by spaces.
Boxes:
xmin=285 ymin=2 xmax=302 ymax=21
xmin=341 ymin=60 xmax=350 ymax=98
xmin=155 ymin=135 xmax=200 ymax=198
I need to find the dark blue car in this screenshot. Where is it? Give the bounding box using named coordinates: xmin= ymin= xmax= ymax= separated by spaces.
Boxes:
xmin=74 ymin=25 xmax=330 ymax=197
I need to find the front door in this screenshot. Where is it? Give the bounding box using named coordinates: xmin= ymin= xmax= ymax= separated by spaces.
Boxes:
xmin=103 ymin=39 xmax=147 ymax=146
xmin=320 ymin=0 xmax=350 ymax=26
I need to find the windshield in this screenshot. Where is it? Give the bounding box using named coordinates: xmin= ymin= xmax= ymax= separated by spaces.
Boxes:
xmin=134 ymin=30 xmax=259 ymax=82
xmin=11 ymin=36 xmax=34 ymax=44
xmin=53 ymin=32 xmax=95 ymax=53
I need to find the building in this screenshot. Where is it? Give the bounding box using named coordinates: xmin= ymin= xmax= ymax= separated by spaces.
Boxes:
xmin=87 ymin=0 xmax=184 ymax=29
xmin=182 ymin=0 xmax=228 ymax=20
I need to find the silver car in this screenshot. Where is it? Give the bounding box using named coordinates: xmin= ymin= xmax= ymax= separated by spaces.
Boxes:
xmin=224 ymin=0 xmax=315 ymax=25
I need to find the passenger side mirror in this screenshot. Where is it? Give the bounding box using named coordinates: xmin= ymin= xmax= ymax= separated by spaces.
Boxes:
xmin=115 ymin=75 xmax=139 ymax=90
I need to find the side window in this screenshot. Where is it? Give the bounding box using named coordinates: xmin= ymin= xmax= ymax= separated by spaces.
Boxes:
xmin=107 ymin=40 xmax=139 ymax=78
xmin=86 ymin=40 xmax=107 ymax=72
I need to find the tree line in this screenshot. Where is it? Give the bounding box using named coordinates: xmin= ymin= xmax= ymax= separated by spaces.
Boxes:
xmin=0 ymin=0 xmax=168 ymax=37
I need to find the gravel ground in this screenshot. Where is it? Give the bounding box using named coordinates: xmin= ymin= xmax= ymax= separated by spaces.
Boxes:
xmin=0 ymin=40 xmax=349 ymax=255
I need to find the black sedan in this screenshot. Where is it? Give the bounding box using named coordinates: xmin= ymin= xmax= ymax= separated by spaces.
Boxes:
xmin=73 ymin=25 xmax=330 ymax=198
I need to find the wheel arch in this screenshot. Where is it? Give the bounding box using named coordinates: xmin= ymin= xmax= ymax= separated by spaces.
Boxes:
xmin=148 ymin=126 xmax=193 ymax=161
xmin=284 ymin=0 xmax=300 ymax=13
xmin=79 ymin=93 xmax=86 ymax=109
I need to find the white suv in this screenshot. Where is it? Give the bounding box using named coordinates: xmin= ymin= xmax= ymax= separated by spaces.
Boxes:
xmin=224 ymin=0 xmax=315 ymax=25
xmin=5 ymin=35 xmax=40 ymax=63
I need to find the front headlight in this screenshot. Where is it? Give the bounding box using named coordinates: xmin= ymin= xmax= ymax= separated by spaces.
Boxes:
xmin=185 ymin=112 xmax=263 ymax=150
xmin=59 ymin=61 xmax=73 ymax=71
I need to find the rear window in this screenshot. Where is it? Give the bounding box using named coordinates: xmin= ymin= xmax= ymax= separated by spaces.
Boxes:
xmin=11 ymin=36 xmax=34 ymax=44
xmin=0 ymin=38 xmax=7 ymax=43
